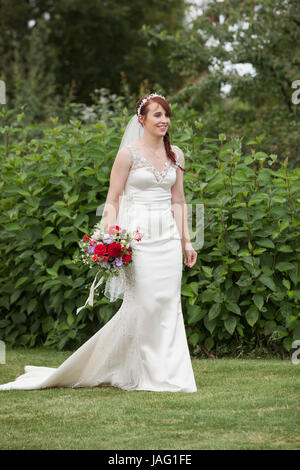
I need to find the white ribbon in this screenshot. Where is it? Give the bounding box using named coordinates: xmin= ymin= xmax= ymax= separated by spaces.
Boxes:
xmin=76 ymin=271 xmax=105 ymax=315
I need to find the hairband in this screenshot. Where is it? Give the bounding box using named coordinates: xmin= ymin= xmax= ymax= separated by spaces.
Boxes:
xmin=137 ymin=93 xmax=166 ymax=116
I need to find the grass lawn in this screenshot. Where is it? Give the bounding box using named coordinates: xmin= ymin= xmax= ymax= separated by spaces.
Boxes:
xmin=0 ymin=347 xmax=299 ymax=450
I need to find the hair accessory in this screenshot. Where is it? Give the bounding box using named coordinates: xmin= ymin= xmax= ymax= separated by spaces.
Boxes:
xmin=137 ymin=93 xmax=166 ymax=116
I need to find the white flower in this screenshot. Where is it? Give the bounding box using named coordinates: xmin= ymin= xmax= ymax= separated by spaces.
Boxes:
xmin=92 ymin=229 xmax=102 ymax=239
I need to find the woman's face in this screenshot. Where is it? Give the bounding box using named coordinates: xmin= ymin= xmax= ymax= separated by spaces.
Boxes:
xmin=139 ymin=101 xmax=170 ymax=137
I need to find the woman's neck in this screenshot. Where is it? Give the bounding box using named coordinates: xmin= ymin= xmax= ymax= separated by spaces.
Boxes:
xmin=140 ymin=131 xmax=165 ymax=151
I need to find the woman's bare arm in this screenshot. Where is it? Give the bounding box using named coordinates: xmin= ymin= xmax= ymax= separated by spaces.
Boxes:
xmin=102 ymin=147 xmax=132 ymax=230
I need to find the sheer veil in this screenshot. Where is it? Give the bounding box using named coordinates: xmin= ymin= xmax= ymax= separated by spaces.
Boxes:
xmin=92 ymin=114 xmax=144 ymax=304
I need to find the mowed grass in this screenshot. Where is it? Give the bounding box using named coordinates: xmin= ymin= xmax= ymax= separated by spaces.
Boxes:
xmin=0 ymin=347 xmax=299 ymax=450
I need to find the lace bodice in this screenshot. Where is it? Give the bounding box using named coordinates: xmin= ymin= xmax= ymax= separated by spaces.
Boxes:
xmin=127 ymin=145 xmax=181 ymax=184
xmin=114 ymin=143 xmax=181 ymax=242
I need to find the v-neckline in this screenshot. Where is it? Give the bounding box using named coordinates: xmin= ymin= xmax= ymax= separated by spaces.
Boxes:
xmin=129 ymin=145 xmax=172 ymax=175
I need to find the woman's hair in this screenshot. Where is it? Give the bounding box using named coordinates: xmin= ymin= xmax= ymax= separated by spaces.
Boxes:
xmin=135 ymin=94 xmax=186 ymax=172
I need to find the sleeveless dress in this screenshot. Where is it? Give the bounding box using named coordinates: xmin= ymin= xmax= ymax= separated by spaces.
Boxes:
xmin=0 ymin=144 xmax=197 ymax=392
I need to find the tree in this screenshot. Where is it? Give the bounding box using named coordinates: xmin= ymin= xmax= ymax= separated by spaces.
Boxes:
xmin=0 ymin=0 xmax=188 ymax=108
xmin=142 ymin=0 xmax=300 ymax=166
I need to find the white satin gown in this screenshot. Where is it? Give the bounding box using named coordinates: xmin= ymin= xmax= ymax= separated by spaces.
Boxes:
xmin=0 ymin=144 xmax=197 ymax=392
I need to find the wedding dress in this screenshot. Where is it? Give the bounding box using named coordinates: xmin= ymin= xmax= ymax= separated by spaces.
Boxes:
xmin=0 ymin=144 xmax=197 ymax=392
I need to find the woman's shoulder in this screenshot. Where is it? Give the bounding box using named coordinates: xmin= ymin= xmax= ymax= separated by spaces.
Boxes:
xmin=171 ymin=144 xmax=184 ymax=166
xmin=171 ymin=143 xmax=183 ymax=154
xmin=117 ymin=145 xmax=132 ymax=159
xmin=114 ymin=145 xmax=133 ymax=171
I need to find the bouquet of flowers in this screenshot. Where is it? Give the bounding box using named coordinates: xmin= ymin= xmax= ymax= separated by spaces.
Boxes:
xmin=75 ymin=223 xmax=143 ymax=314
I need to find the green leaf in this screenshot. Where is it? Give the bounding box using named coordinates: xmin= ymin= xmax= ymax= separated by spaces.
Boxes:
xmin=256 ymin=239 xmax=275 ymax=248
xmin=293 ymin=327 xmax=300 ymax=340
xmin=225 ymin=301 xmax=241 ymax=316
xmin=42 ymin=227 xmax=54 ymax=238
xmin=42 ymin=233 xmax=59 ymax=245
xmin=46 ymin=268 xmax=58 ymax=278
xmin=275 ymin=262 xmax=295 ymax=272
xmin=15 ymin=276 xmax=28 ymax=288
xmin=189 ymin=282 xmax=199 ymax=296
xmin=55 ymin=207 xmax=72 ymax=218
xmin=0 ymin=319 xmax=10 ymax=328
xmin=72 ymin=277 xmax=86 ymax=288
xmin=246 ymin=306 xmax=259 ymax=326
xmin=42 ymin=317 xmax=54 ymax=333
xmin=67 ymin=193 xmax=79 ymax=205
xmin=189 ymin=332 xmax=200 ymax=346
xmin=204 ymin=316 xmax=217 ymax=334
xmin=11 ymin=312 xmax=27 ymax=324
xmin=202 ymin=266 xmax=213 ymax=278
xmin=278 ymin=245 xmax=293 ymax=253
xmin=224 ymin=316 xmax=236 ymax=335
xmin=208 ymin=303 xmax=221 ymax=321
xmin=204 ymin=337 xmax=214 ymax=351
xmin=253 ymin=294 xmax=264 ymax=311
xmin=279 ymin=220 xmax=289 ymax=232
xmin=74 ymin=213 xmax=88 ymax=228
xmin=181 ymin=285 xmax=194 ymax=297
xmin=64 ymin=233 xmax=79 ymax=246
xmin=187 ymin=305 xmax=206 ymax=324
xmin=10 ymin=290 xmax=22 ymax=304
xmin=283 ymin=337 xmax=294 ymax=352
xmin=27 ymin=298 xmax=38 ymax=314
xmin=201 ymin=290 xmax=220 ymax=303
xmin=67 ymin=312 xmax=74 ymax=326
xmin=5 ymin=223 xmax=21 ymax=231
xmin=258 ymin=274 xmax=276 ymax=291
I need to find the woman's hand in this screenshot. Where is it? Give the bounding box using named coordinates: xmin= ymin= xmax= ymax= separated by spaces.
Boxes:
xmin=182 ymin=241 xmax=197 ymax=268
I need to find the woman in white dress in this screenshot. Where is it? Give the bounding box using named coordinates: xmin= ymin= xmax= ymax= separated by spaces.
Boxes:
xmin=0 ymin=93 xmax=198 ymax=392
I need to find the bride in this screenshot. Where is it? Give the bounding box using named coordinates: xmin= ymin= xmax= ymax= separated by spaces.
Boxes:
xmin=0 ymin=93 xmax=198 ymax=392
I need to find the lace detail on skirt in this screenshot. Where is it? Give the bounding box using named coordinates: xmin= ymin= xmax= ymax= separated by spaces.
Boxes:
xmin=111 ymin=262 xmax=144 ymax=391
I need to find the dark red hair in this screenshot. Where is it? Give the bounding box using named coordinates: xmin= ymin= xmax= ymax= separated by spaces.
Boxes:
xmin=135 ymin=94 xmax=186 ymax=172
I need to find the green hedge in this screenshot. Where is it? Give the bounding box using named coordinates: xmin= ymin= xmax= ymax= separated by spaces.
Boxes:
xmin=0 ymin=107 xmax=299 ymax=356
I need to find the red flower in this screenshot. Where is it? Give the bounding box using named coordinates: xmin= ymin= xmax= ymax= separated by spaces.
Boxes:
xmin=122 ymin=252 xmax=132 ymax=263
xmin=82 ymin=234 xmax=91 ymax=242
xmin=108 ymin=225 xmax=121 ymax=235
xmin=135 ymin=229 xmax=142 ymax=242
xmin=94 ymin=244 xmax=107 ymax=256
xmin=107 ymin=242 xmax=122 ymax=258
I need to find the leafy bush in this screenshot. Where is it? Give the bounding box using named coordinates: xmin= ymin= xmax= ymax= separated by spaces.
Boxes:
xmin=0 ymin=109 xmax=125 ymax=350
xmin=0 ymin=105 xmax=299 ymax=356
xmin=181 ymin=132 xmax=300 ymax=357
